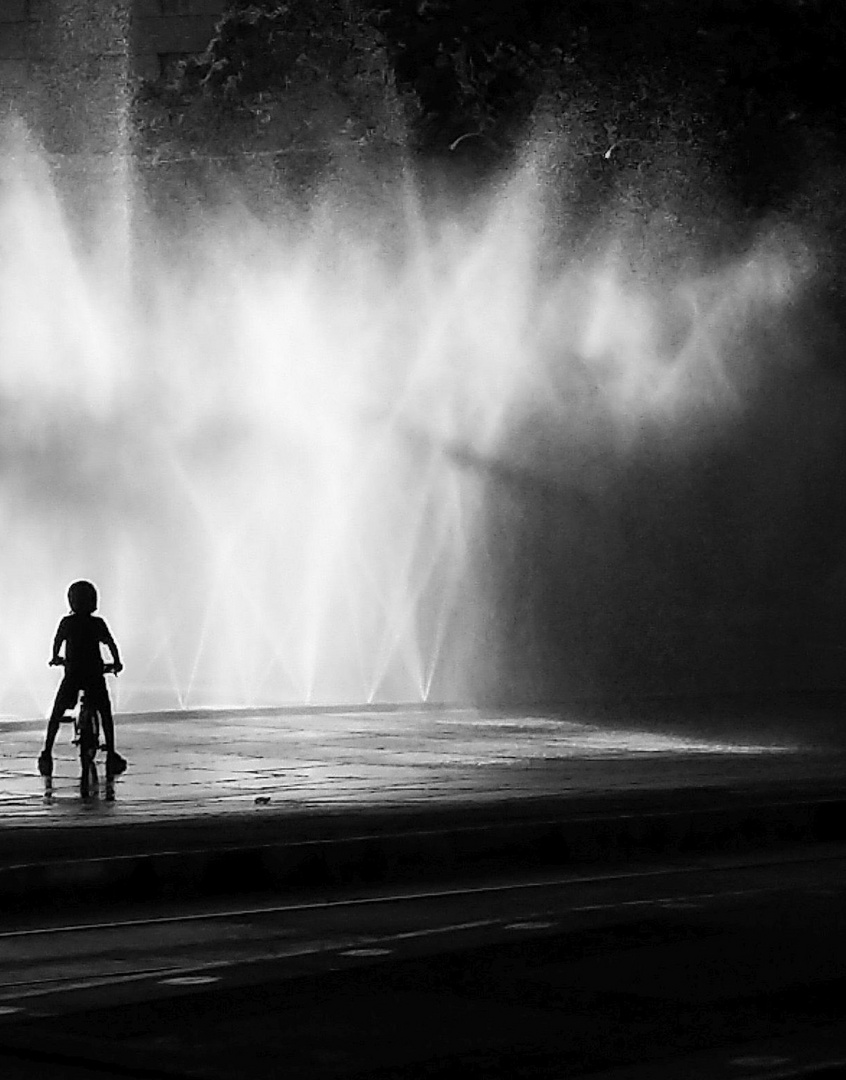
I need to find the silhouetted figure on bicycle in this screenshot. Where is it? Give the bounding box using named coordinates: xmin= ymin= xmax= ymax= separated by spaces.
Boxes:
xmin=38 ymin=580 xmax=128 ymax=779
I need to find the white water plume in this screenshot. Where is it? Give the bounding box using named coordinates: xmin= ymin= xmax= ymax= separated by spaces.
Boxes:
xmin=0 ymin=125 xmax=813 ymax=716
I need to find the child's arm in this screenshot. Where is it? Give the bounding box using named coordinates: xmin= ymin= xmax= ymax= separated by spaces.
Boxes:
xmin=99 ymin=621 xmax=124 ymax=673
xmin=49 ymin=619 xmax=67 ymax=666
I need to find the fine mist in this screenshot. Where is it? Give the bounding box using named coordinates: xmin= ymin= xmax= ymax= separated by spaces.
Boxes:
xmin=1 ymin=121 xmax=844 ymax=718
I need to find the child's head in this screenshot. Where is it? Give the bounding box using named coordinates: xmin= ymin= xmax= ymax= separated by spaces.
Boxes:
xmin=68 ymin=580 xmax=98 ymax=615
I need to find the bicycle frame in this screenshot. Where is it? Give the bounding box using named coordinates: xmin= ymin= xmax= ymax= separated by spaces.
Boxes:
xmin=75 ymin=691 xmax=102 ymax=798
xmin=66 ymin=662 xmax=117 ymax=798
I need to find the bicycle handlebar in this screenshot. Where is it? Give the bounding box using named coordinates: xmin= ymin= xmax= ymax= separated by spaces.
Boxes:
xmin=49 ymin=658 xmax=121 ymax=675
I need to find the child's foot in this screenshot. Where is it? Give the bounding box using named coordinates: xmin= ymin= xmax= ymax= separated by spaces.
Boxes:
xmin=37 ymin=751 xmax=53 ymax=777
xmin=106 ymin=751 xmax=128 ymax=777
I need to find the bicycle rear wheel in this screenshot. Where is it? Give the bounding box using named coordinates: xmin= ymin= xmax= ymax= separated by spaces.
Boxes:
xmin=78 ymin=704 xmax=99 ymax=797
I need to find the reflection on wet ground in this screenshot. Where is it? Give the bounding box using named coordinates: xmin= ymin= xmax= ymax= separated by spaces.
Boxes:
xmin=0 ymin=705 xmax=843 ymax=822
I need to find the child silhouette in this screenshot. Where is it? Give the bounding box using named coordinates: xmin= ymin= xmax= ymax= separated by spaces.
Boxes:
xmin=38 ymin=580 xmax=128 ymax=778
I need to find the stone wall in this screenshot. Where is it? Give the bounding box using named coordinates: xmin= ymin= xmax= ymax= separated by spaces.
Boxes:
xmin=0 ymin=1 xmax=29 ymax=94
xmin=25 ymin=0 xmax=129 ymax=154
xmin=133 ymin=0 xmax=222 ymax=82
xmin=0 ymin=0 xmax=224 ymax=104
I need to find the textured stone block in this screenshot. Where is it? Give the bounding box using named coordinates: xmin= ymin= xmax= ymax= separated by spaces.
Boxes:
xmin=0 ymin=1 xmax=28 ymax=24
xmin=133 ymin=14 xmax=217 ymax=53
xmin=132 ymin=50 xmax=159 ymax=80
xmin=0 ymin=57 xmax=27 ymax=85
xmin=135 ymin=1 xmax=225 ymax=18
xmin=0 ymin=21 xmax=27 ymax=59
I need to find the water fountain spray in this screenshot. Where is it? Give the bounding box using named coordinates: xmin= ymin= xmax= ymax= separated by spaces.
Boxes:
xmin=0 ymin=8 xmax=822 ymax=717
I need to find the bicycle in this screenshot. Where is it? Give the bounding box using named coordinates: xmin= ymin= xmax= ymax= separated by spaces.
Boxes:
xmin=53 ymin=662 xmax=120 ymax=798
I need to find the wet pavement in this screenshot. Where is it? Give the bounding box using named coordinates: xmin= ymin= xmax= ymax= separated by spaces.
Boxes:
xmin=0 ymin=702 xmax=844 ymax=906
xmin=1 ymin=702 xmax=844 ymax=821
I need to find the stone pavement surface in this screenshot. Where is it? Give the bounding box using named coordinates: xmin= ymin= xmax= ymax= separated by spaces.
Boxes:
xmin=0 ymin=702 xmax=844 ymax=907
xmin=3 ymin=702 xmax=845 ymax=816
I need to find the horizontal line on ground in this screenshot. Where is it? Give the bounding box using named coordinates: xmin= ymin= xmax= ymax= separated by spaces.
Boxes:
xmin=2 ymin=848 xmax=843 ymax=940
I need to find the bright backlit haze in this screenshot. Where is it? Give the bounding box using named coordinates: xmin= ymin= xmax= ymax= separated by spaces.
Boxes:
xmin=0 ymin=122 xmax=812 ymax=717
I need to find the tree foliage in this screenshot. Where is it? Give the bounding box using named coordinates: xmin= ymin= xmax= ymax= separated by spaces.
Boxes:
xmin=136 ymin=0 xmax=419 ymax=170
xmin=135 ymin=0 xmax=846 ymax=225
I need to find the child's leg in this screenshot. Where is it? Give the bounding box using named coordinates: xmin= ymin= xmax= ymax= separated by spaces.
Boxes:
xmin=100 ymin=695 xmax=128 ymax=774
xmin=43 ymin=682 xmax=74 ymax=753
xmin=89 ymin=680 xmax=116 ymax=753
xmin=99 ymin=695 xmax=116 ymax=754
xmin=88 ymin=680 xmax=126 ymax=773
xmin=42 ymin=714 xmax=61 ymax=754
xmin=39 ymin=681 xmax=76 ymax=773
